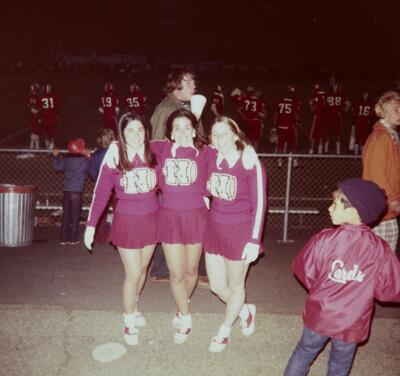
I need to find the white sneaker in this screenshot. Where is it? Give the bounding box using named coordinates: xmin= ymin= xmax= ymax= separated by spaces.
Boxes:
xmin=240 ymin=304 xmax=256 ymax=336
xmin=123 ymin=326 xmax=139 ymax=346
xmin=174 ymin=327 xmax=191 ymax=344
xmin=209 ymin=335 xmax=229 ymax=353
xmin=172 ymin=312 xmax=182 ymax=329
xmin=135 ymin=312 xmax=146 ymax=328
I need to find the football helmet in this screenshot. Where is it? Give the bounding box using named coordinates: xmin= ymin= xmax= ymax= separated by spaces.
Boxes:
xmin=104 ymin=82 xmax=114 ymax=93
xmin=129 ymin=83 xmax=139 ymax=93
xmin=313 ymin=82 xmax=321 ymax=91
xmin=68 ymin=138 xmax=89 ymax=157
xmin=43 ymin=84 xmax=52 ymax=94
xmin=269 ymin=128 xmax=278 ymax=143
xmin=246 ymin=86 xmax=255 ymax=94
xmin=333 ymin=83 xmax=342 ymax=93
xmin=30 ymin=82 xmax=40 ymax=95
xmin=288 ymin=85 xmax=296 ymax=95
xmin=362 ymin=91 xmax=370 ymax=101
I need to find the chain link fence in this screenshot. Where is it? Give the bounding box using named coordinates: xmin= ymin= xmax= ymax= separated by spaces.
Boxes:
xmin=0 ymin=148 xmax=362 ymax=240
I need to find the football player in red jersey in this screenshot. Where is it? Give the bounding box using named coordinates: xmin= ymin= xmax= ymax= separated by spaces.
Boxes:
xmin=28 ymin=82 xmax=42 ymax=149
xmin=351 ymin=91 xmax=375 ymax=154
xmin=124 ymin=83 xmax=147 ymax=117
xmin=98 ymin=82 xmax=120 ymax=133
xmin=325 ymin=84 xmax=351 ymax=154
xmin=40 ymin=84 xmax=59 ymax=149
xmin=308 ymin=83 xmax=326 ymax=154
xmin=237 ymin=87 xmax=266 ymax=151
xmin=230 ymin=87 xmax=244 ymax=107
xmin=273 ymin=85 xmax=301 ymax=167
xmin=211 ymin=84 xmax=224 ymax=117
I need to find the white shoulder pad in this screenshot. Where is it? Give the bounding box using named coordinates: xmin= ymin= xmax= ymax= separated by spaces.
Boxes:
xmin=242 ymin=145 xmax=257 ymax=170
xmin=103 ymin=141 xmax=119 ymax=168
xmin=231 ymin=88 xmax=241 ymax=96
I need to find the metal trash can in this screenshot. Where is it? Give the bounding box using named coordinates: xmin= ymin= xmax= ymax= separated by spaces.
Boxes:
xmin=0 ymin=184 xmax=36 ymax=247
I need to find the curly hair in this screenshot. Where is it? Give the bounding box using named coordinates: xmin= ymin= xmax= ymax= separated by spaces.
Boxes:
xmin=375 ymin=91 xmax=400 ymax=118
xmin=164 ymin=67 xmax=196 ymax=94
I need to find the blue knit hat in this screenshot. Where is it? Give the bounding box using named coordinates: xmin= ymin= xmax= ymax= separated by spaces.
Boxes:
xmin=337 ymin=178 xmax=387 ymax=224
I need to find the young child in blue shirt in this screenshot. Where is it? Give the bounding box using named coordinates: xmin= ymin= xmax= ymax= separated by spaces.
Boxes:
xmin=52 ymin=139 xmax=90 ymax=245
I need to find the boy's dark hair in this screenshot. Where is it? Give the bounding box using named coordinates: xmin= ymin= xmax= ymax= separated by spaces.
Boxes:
xmin=336 ymin=189 xmax=352 ymax=209
xmin=164 ymin=67 xmax=196 ymax=94
xmin=96 ymin=128 xmax=114 ymax=148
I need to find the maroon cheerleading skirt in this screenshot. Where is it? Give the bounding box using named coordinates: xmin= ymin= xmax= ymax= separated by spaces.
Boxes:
xmin=157 ymin=206 xmax=208 ymax=245
xmin=203 ymin=219 xmax=252 ymax=261
xmin=108 ymin=211 xmax=158 ymax=249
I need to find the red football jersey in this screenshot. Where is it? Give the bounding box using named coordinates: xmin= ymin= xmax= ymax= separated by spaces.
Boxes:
xmin=40 ymin=94 xmax=59 ymax=120
xmin=124 ymin=90 xmax=147 ymax=115
xmin=309 ymin=90 xmax=326 ymax=116
xmin=352 ymin=99 xmax=374 ymax=122
xmin=274 ymin=97 xmax=300 ymax=127
xmin=99 ymin=93 xmax=119 ymax=115
xmin=212 ymin=91 xmax=224 ymax=115
xmin=28 ymin=95 xmax=41 ymax=111
xmin=230 ymin=93 xmax=244 ymax=106
xmin=240 ymin=94 xmax=266 ymax=120
xmin=325 ymin=92 xmax=349 ymax=116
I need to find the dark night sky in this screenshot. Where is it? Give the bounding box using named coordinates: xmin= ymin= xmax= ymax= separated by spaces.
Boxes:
xmin=1 ymin=1 xmax=399 ymax=66
xmin=2 ymin=1 xmax=396 ymax=35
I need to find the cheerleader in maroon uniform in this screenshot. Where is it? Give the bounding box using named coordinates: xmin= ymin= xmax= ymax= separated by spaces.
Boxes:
xmin=84 ymin=112 xmax=158 ymax=346
xmin=152 ymin=108 xmax=211 ymax=344
xmin=205 ymin=116 xmax=267 ymax=352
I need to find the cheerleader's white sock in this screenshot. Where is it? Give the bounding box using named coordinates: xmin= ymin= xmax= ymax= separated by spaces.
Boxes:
xmin=123 ymin=313 xmax=136 ymax=328
xmin=218 ymin=323 xmax=232 ymax=338
xmin=180 ymin=313 xmax=192 ymax=329
xmin=239 ymin=304 xmax=250 ymax=320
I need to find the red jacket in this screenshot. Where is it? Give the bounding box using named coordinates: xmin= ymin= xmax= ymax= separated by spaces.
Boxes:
xmin=293 ymin=224 xmax=400 ymax=343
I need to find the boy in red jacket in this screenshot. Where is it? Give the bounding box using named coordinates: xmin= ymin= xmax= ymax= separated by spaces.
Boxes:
xmin=284 ymin=177 xmax=400 ymax=376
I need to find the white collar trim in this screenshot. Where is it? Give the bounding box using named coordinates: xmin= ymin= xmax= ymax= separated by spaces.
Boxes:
xmin=216 ymin=150 xmax=240 ymax=168
xmin=127 ymin=144 xmax=145 ymax=161
xmin=171 ymin=142 xmax=198 ymax=157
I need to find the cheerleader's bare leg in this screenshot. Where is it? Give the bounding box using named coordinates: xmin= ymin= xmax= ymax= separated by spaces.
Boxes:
xmin=118 ymin=244 xmax=155 ymax=314
xmin=184 ymin=243 xmax=203 ymax=297
xmin=206 ymin=253 xmax=251 ymax=352
xmin=118 ymin=245 xmax=155 ymax=345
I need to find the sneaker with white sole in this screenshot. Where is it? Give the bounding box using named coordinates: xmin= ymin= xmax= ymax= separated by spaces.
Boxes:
xmin=123 ymin=326 xmax=139 ymax=346
xmin=174 ymin=327 xmax=191 ymax=344
xmin=240 ymin=304 xmax=256 ymax=336
xmin=172 ymin=312 xmax=182 ymax=329
xmin=209 ymin=335 xmax=229 ymax=353
xmin=135 ymin=312 xmax=146 ymax=328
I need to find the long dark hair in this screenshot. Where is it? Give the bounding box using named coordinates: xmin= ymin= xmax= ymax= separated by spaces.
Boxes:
xmin=166 ymin=108 xmax=206 ymax=150
xmin=116 ymin=111 xmax=156 ymax=172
